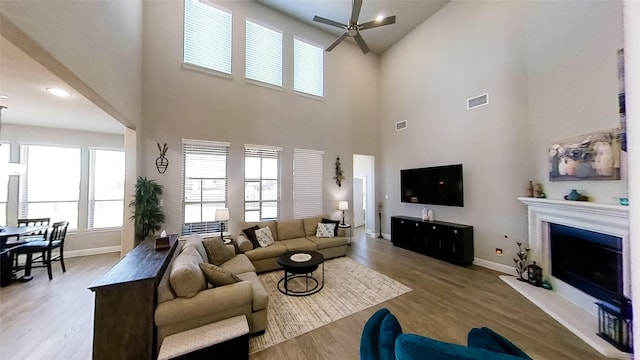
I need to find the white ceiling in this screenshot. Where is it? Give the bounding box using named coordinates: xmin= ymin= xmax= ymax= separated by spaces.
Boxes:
xmin=0 ymin=1 xmax=449 ymax=136
xmin=257 ymin=0 xmax=449 ymax=54
xmin=0 ymin=36 xmax=124 ymax=135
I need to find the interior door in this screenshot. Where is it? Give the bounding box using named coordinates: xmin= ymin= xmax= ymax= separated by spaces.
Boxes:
xmin=353 ymin=178 xmax=365 ymax=227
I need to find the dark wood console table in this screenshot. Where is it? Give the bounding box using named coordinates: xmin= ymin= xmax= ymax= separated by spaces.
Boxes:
xmin=89 ymin=234 xmax=178 ymax=360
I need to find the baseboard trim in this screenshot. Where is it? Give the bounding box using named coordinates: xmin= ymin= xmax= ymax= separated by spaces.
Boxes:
xmin=473 ymin=258 xmax=517 ymax=276
xmin=65 ymin=246 xmax=121 ymax=258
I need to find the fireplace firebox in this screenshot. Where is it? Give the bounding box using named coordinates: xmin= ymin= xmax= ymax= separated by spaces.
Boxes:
xmin=550 ymin=223 xmax=623 ymax=304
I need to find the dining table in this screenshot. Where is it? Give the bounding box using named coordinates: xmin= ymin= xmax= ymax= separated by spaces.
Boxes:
xmin=0 ymin=225 xmax=48 ymax=286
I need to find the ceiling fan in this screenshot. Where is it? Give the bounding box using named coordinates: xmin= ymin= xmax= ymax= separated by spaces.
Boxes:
xmin=313 ymin=0 xmax=396 ymax=54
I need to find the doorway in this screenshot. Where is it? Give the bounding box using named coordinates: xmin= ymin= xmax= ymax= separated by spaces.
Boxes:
xmin=353 ymin=154 xmax=375 ymax=236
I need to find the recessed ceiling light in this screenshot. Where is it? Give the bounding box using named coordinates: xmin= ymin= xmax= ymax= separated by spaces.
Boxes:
xmin=0 ymin=94 xmax=7 ymax=99
xmin=46 ymin=87 xmax=71 ymax=97
xmin=376 ymin=15 xmax=384 ymax=22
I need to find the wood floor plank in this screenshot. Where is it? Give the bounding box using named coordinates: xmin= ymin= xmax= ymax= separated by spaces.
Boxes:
xmin=0 ymin=229 xmax=610 ymax=359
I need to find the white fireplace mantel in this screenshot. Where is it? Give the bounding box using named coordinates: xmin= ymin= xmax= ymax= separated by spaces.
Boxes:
xmin=504 ymin=197 xmax=632 ymax=359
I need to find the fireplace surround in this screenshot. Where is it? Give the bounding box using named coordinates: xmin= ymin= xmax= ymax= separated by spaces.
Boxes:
xmin=504 ymin=197 xmax=631 ymax=359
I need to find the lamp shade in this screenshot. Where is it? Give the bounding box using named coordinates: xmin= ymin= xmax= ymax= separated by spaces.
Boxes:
xmin=215 ymin=208 xmax=230 ymax=221
xmin=338 ymin=201 xmax=349 ymax=211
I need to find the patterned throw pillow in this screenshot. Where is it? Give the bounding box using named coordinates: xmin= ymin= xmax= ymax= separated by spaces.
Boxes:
xmin=255 ymin=226 xmax=275 ymax=247
xmin=321 ymin=218 xmax=340 ymax=236
xmin=199 ymin=263 xmax=242 ymax=287
xmin=316 ymin=222 xmax=335 ymax=238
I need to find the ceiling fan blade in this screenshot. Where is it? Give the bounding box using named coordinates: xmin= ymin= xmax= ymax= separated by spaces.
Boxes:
xmin=354 ymin=33 xmax=370 ymax=54
xmin=313 ymin=15 xmax=346 ymax=29
xmin=359 ymin=15 xmax=397 ymax=30
xmin=326 ymin=32 xmax=349 ymax=52
xmin=350 ymin=0 xmax=363 ymax=24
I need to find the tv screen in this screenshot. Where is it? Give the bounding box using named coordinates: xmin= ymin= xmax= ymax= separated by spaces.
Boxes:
xmin=401 ymin=164 xmax=464 ymax=207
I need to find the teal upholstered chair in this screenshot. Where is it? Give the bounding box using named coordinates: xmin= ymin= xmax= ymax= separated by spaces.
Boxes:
xmin=360 ymin=308 xmax=532 ymax=360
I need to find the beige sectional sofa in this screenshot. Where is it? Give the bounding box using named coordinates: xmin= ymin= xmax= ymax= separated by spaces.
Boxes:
xmin=235 ymin=216 xmax=349 ymax=273
xmin=155 ymin=235 xmax=268 ymax=348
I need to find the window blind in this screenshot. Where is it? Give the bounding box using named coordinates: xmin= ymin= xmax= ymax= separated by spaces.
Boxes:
xmin=245 ymin=20 xmax=282 ymax=87
xmin=182 ymin=139 xmax=230 ymax=235
xmin=294 ymin=38 xmax=324 ymax=97
xmin=293 ymin=148 xmax=324 ymax=219
xmin=184 ymin=0 xmax=232 ymax=75
xmin=244 ymin=144 xmax=281 ymax=221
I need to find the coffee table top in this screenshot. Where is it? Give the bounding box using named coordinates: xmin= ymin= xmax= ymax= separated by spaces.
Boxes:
xmin=277 ymin=250 xmax=324 ymax=269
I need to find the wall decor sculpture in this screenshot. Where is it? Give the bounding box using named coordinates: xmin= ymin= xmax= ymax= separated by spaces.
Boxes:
xmin=334 ymin=157 xmax=344 ymax=188
xmin=156 ymin=143 xmax=168 ymax=174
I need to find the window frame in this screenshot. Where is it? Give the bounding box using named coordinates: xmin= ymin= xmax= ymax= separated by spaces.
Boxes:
xmin=244 ymin=144 xmax=282 ymax=222
xmin=182 ymin=139 xmax=230 ymax=235
xmin=293 ymin=37 xmax=324 ymax=99
xmin=245 ymin=18 xmax=283 ymax=88
xmin=0 ymin=143 xmax=10 ymax=227
xmin=88 ymin=148 xmax=125 ymax=230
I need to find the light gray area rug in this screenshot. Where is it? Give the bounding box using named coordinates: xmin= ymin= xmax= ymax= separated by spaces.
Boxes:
xmin=249 ymin=256 xmax=412 ymax=354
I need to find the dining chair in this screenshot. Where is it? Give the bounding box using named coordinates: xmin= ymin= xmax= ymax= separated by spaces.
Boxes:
xmin=12 ymin=221 xmax=68 ymax=280
xmin=8 ymin=218 xmax=51 ymax=268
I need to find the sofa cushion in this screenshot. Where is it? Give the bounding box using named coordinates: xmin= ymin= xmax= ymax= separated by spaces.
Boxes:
xmin=169 ymin=246 xmax=207 ymax=298
xmin=199 ymin=263 xmax=242 ymax=287
xmin=303 ymin=216 xmax=324 ymax=237
xmin=379 ymin=314 xmax=403 ymax=360
xmin=244 ymin=241 xmax=288 ymax=262
xmin=238 ymin=220 xmax=278 ymax=241
xmin=281 ymin=238 xmax=317 ymax=252
xmin=236 ymin=234 xmax=255 ymax=254
xmin=219 ymin=253 xmax=256 ymax=275
xmin=202 ymin=237 xmax=234 ymax=266
xmin=255 ymin=226 xmax=275 ymax=247
xmin=183 ymin=234 xmax=207 ymax=262
xmin=277 ymin=219 xmax=306 ymax=241
xmin=242 ymin=225 xmax=260 ymax=249
xmin=467 ymin=327 xmax=531 ymax=359
xmin=236 ymin=272 xmax=269 ymax=311
xmin=360 ymin=308 xmax=390 ymax=360
xmin=321 ymin=218 xmax=340 ymax=236
xmin=307 ymin=235 xmax=348 ymax=250
xmin=315 ymin=223 xmax=336 ymax=238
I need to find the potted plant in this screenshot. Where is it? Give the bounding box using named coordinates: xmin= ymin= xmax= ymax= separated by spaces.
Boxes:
xmin=129 ymin=176 xmax=165 ymax=242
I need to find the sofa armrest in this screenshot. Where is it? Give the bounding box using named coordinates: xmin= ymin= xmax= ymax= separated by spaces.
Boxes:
xmin=236 ymin=234 xmax=253 ymax=253
xmin=155 ymin=280 xmax=253 ymax=327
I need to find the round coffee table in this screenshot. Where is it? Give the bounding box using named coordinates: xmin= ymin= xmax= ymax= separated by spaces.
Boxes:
xmin=277 ymin=250 xmax=324 ymax=296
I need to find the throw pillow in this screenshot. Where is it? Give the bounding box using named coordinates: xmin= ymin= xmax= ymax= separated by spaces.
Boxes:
xmin=316 ymin=222 xmax=336 ymax=238
xmin=321 ymin=218 xmax=340 ymax=237
xmin=199 ymin=263 xmax=242 ymax=287
xmin=467 ymin=327 xmax=532 ymax=359
xmin=169 ymin=246 xmax=206 ymax=298
xmin=379 ymin=314 xmax=403 ymax=360
xmin=255 ymin=226 xmax=275 ymax=247
xmin=242 ymin=225 xmax=260 ymax=249
xmin=202 ymin=237 xmax=234 ymax=266
xmin=360 ymin=308 xmax=390 ymax=360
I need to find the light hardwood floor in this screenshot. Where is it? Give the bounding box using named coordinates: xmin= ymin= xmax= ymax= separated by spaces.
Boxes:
xmin=0 ymin=229 xmax=608 ymax=359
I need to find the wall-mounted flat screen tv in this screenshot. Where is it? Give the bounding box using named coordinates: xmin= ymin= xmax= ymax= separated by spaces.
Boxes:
xmin=401 ymin=164 xmax=464 ymax=207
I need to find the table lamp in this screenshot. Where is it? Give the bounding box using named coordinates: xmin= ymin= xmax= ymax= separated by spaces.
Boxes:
xmin=215 ymin=208 xmax=230 ymax=236
xmin=338 ymin=201 xmax=349 ymax=225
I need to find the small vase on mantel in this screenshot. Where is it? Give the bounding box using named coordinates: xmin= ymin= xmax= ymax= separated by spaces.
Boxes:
xmin=526 ymin=181 xmax=534 ymax=197
xmin=566 ymin=189 xmax=580 ymax=201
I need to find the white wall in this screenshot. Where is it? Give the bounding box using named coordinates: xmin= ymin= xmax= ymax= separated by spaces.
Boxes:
xmin=379 ymin=0 xmax=624 ymax=266
xmin=141 ymin=1 xmax=380 ymax=235
xmin=1 ymin=124 xmax=124 ymax=253
xmin=0 ymin=0 xmax=144 ymax=129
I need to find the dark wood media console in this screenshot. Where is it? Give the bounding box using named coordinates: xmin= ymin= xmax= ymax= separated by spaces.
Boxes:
xmin=391 ymin=216 xmax=474 ymax=266
xmin=88 ymin=234 xmax=178 ymax=360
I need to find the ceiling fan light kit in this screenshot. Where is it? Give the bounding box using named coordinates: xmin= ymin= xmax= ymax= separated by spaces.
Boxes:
xmin=313 ymin=0 xmax=396 ymax=54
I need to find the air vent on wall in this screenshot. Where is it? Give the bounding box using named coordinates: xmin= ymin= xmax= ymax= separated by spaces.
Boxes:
xmin=467 ymin=93 xmax=489 ymax=110
xmin=396 ymin=120 xmax=407 ymax=131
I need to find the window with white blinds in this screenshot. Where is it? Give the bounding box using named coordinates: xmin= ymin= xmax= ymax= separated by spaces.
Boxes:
xmin=294 ymin=38 xmax=324 ymax=97
xmin=182 ymin=139 xmax=230 ymax=235
xmin=88 ymin=149 xmax=125 ymax=229
xmin=244 ymin=145 xmax=281 ymax=222
xmin=293 ymin=148 xmax=324 ymax=219
xmin=184 ymin=0 xmax=232 ymax=75
xmin=0 ymin=143 xmax=9 ymax=226
xmin=245 ymin=20 xmax=282 ymax=87
xmin=19 ymin=145 xmax=81 ymax=229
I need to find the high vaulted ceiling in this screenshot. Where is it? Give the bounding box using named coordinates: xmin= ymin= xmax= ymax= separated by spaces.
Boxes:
xmin=0 ymin=1 xmax=449 ymax=136
xmin=257 ymin=0 xmax=449 ymax=54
